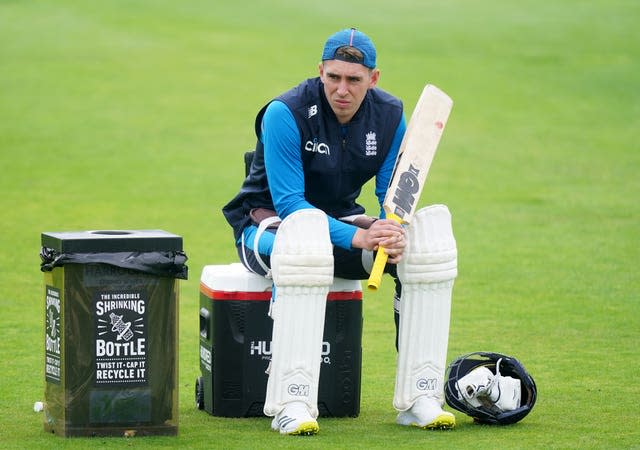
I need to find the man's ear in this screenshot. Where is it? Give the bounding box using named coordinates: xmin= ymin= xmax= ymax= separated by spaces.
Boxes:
xmin=369 ymin=69 xmax=380 ymax=88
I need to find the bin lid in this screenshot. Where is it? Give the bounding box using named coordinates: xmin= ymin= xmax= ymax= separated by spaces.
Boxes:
xmin=41 ymin=230 xmax=183 ymax=253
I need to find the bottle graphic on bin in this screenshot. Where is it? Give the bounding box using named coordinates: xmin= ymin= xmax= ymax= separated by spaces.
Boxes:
xmin=109 ymin=313 xmax=134 ymax=341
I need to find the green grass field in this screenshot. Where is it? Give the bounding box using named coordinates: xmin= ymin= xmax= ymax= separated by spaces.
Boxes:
xmin=1 ymin=0 xmax=638 ymax=448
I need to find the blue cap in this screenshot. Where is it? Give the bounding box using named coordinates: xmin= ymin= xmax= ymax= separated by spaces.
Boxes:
xmin=321 ymin=28 xmax=376 ymax=69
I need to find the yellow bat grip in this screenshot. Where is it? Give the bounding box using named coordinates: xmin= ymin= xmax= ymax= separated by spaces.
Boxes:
xmin=367 ymin=248 xmax=388 ymax=291
xmin=367 ymin=213 xmax=404 ymax=291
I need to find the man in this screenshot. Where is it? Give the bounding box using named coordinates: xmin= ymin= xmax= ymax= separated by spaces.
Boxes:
xmin=223 ymin=28 xmax=457 ymax=435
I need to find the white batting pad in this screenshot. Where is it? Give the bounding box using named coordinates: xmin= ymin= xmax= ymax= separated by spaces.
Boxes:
xmin=264 ymin=209 xmax=334 ymax=418
xmin=394 ymin=205 xmax=457 ymax=411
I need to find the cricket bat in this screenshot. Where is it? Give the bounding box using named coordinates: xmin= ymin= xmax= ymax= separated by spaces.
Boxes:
xmin=367 ymin=84 xmax=453 ymax=291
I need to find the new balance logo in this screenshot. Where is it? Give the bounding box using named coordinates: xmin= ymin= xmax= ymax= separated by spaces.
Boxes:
xmin=308 ymin=104 xmax=318 ymax=118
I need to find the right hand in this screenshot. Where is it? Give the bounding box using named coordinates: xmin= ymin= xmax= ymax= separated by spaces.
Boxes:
xmin=352 ymin=219 xmax=406 ymax=264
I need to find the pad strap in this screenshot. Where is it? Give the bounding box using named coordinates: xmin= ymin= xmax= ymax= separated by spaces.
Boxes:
xmin=253 ymin=215 xmax=281 ymax=278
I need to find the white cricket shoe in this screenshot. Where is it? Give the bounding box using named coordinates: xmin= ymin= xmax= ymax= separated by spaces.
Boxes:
xmin=271 ymin=402 xmax=319 ymax=436
xmin=396 ymin=396 xmax=455 ymax=430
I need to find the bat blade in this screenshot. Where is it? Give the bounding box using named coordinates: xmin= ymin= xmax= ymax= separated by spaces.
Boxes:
xmin=367 ymin=84 xmax=453 ymax=291
xmin=383 ymin=84 xmax=453 ymax=223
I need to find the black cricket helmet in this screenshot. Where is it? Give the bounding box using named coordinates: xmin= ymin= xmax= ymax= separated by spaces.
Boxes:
xmin=444 ymin=351 xmax=537 ymax=425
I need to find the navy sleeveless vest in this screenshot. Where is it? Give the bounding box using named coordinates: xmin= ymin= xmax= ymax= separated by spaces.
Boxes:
xmin=223 ymin=77 xmax=403 ymax=241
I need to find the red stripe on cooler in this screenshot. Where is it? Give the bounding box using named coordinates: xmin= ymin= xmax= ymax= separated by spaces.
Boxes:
xmin=200 ymin=282 xmax=362 ymax=301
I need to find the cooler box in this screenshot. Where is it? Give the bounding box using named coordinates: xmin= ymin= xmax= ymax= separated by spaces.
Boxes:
xmin=197 ymin=263 xmax=362 ymax=417
xmin=40 ymin=230 xmax=187 ymax=437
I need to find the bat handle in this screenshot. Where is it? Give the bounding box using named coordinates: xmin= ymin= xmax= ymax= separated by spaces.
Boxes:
xmin=367 ymin=213 xmax=403 ymax=291
xmin=367 ymin=248 xmax=388 ymax=291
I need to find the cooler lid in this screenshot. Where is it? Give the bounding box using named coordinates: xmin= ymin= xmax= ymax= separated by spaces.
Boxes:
xmin=201 ymin=263 xmax=271 ymax=292
xmin=41 ymin=230 xmax=183 ymax=253
xmin=200 ymin=263 xmax=362 ymax=293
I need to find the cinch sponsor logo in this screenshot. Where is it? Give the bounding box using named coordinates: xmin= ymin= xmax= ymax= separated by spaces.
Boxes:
xmin=305 ymin=139 xmax=330 ymax=156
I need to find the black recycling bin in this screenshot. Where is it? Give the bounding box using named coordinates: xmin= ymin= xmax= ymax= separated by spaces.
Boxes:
xmin=40 ymin=230 xmax=187 ymax=437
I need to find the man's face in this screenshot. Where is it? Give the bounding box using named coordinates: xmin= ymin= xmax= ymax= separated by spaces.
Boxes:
xmin=319 ymin=59 xmax=379 ymax=124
